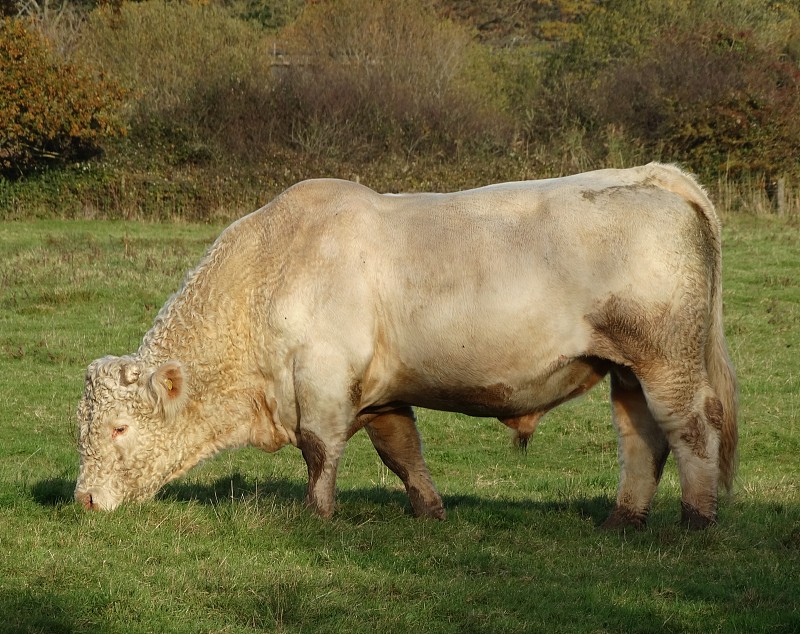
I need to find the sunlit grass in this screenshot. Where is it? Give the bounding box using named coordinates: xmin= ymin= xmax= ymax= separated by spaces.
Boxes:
xmin=0 ymin=215 xmax=798 ymax=633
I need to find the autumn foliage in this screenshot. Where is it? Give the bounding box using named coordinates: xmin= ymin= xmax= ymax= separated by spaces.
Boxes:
xmin=4 ymin=0 xmax=800 ymax=209
xmin=0 ymin=17 xmax=125 ymax=177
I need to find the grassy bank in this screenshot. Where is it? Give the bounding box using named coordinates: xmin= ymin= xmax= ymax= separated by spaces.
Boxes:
xmin=0 ymin=215 xmax=798 ymax=633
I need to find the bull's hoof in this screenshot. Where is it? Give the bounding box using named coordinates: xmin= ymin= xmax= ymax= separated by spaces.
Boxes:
xmin=409 ymin=488 xmax=446 ymax=520
xmin=680 ymin=503 xmax=716 ymax=530
xmin=417 ymin=503 xmax=446 ymax=521
xmin=601 ymin=506 xmax=648 ymax=530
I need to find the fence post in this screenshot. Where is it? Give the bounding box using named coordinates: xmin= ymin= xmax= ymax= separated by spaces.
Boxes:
xmin=776 ymin=176 xmax=786 ymax=215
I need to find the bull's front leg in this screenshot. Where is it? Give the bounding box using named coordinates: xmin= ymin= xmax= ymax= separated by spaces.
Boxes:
xmin=297 ymin=427 xmax=345 ymax=518
xmin=362 ymin=407 xmax=445 ymax=520
xmin=293 ymin=353 xmax=355 ymax=518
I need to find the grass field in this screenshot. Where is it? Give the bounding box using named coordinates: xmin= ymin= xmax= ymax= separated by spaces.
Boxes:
xmin=0 ymin=213 xmax=798 ymax=633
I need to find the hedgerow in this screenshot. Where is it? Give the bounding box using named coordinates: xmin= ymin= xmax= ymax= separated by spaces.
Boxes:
xmin=4 ymin=0 xmax=800 ymax=218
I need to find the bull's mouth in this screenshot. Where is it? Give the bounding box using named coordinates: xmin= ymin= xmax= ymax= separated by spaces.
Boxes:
xmin=75 ymin=490 xmax=97 ymax=510
xmin=74 ymin=487 xmax=121 ymax=511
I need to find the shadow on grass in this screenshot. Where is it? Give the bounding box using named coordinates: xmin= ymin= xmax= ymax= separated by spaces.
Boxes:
xmin=31 ymin=477 xmax=75 ymax=506
xmin=31 ymin=473 xmax=799 ymax=542
xmin=161 ymin=473 xmax=615 ymax=526
xmin=160 ymin=472 xmax=306 ymax=506
xmin=30 ymin=472 xmax=615 ymax=525
xmin=0 ymin=589 xmax=84 ymax=634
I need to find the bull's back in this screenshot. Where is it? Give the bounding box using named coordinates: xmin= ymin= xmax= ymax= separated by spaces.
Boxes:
xmin=366 ymin=169 xmax=701 ymax=345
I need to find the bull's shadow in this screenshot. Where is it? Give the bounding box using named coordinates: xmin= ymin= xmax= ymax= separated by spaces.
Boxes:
xmin=31 ymin=477 xmax=75 ymax=507
xmin=29 ymin=473 xmax=614 ymax=526
xmin=160 ymin=472 xmax=306 ymax=507
xmin=160 ymin=472 xmax=614 ymax=526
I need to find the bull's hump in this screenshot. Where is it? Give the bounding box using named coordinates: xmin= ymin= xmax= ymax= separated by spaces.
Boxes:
xmin=283 ymin=178 xmax=380 ymax=209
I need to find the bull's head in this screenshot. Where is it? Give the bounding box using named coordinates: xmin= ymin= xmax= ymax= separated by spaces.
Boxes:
xmin=74 ymin=355 xmax=189 ymax=510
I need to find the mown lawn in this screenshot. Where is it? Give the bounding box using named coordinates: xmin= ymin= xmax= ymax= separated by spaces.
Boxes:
xmin=0 ymin=214 xmax=798 ymax=633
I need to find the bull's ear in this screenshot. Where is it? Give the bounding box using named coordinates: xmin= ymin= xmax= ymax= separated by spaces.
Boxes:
xmin=148 ymin=361 xmax=187 ymax=419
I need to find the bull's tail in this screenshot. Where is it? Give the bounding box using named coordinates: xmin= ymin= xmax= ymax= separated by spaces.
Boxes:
xmin=707 ymin=280 xmax=739 ymax=493
xmin=646 ymin=163 xmax=739 ymax=493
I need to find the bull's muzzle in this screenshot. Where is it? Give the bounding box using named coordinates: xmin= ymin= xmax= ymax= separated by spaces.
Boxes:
xmin=75 ymin=490 xmax=96 ymax=510
xmin=74 ymin=487 xmax=119 ymax=511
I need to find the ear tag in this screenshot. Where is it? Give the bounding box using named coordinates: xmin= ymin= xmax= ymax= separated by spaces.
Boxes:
xmin=165 ymin=378 xmax=173 ymax=392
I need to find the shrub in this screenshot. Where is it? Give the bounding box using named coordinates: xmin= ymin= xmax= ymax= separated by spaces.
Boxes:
xmin=525 ymin=0 xmax=800 ymax=180
xmin=271 ymin=0 xmax=511 ymax=160
xmin=15 ymin=0 xmax=90 ymax=55
xmin=592 ymin=23 xmax=800 ymax=179
xmin=237 ymin=0 xmax=305 ymax=31
xmin=0 ymin=17 xmax=125 ymax=178
xmin=77 ymin=0 xmax=512 ymax=167
xmin=77 ymin=1 xmax=274 ymax=161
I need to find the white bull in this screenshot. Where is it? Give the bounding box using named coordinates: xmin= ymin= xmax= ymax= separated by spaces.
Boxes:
xmin=75 ymin=163 xmax=738 ymax=528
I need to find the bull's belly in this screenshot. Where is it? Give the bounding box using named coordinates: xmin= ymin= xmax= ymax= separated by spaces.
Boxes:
xmin=371 ymin=355 xmax=609 ymax=419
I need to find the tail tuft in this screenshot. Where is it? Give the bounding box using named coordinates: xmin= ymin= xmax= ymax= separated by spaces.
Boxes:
xmin=708 ymin=324 xmax=739 ymax=493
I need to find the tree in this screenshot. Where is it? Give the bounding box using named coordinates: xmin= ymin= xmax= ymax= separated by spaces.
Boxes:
xmin=0 ymin=17 xmax=125 ymax=177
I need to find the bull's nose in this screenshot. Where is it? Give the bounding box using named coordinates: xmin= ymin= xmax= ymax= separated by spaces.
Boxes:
xmin=75 ymin=490 xmax=95 ymax=511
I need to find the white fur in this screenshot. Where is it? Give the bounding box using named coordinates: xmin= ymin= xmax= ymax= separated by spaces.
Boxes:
xmin=75 ymin=163 xmax=736 ymax=526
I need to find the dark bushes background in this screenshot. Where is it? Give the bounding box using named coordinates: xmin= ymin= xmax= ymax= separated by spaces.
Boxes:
xmin=3 ymin=0 xmax=800 ymax=218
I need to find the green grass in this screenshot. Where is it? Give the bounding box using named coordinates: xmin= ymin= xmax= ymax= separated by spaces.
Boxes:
xmin=0 ymin=215 xmax=798 ymax=633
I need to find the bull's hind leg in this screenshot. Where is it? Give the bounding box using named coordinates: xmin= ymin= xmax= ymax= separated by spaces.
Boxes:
xmin=637 ymin=368 xmax=723 ymax=529
xmin=588 ymin=293 xmax=726 ymax=527
xmin=603 ymin=367 xmax=670 ymax=529
xmin=363 ymin=407 xmax=445 ymax=520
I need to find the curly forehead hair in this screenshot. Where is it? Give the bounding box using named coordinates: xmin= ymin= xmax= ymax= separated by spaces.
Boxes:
xmin=78 ymin=357 xmax=146 ymax=435
xmin=78 ymin=356 xmax=188 ymax=435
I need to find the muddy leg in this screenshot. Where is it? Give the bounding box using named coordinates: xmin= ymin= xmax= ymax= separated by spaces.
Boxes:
xmin=298 ymin=428 xmax=345 ymax=518
xmin=603 ymin=369 xmax=670 ymax=529
xmin=639 ymin=370 xmax=723 ymax=529
xmin=364 ymin=407 xmax=445 ymax=519
xmin=293 ymin=350 xmax=356 ymax=519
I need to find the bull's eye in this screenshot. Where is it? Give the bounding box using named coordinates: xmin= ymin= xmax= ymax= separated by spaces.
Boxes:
xmin=112 ymin=425 xmax=129 ymax=439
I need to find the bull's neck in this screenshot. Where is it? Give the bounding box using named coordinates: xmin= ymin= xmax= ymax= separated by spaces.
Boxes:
xmin=136 ymin=208 xmax=287 ymax=376
xmin=137 ymin=225 xmax=258 ymax=378
xmin=136 ymin=267 xmax=255 ymax=485
xmin=135 ymin=208 xmax=293 ymax=474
